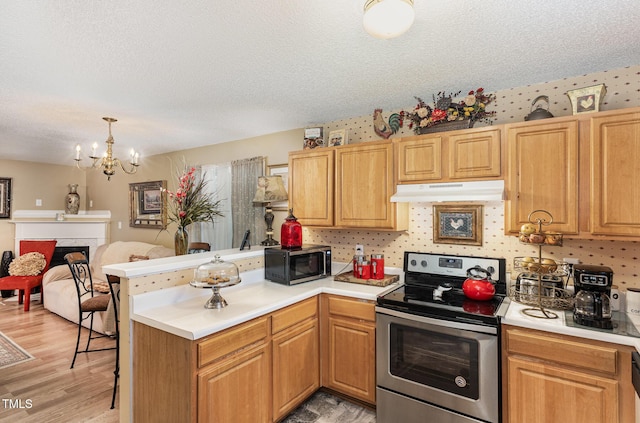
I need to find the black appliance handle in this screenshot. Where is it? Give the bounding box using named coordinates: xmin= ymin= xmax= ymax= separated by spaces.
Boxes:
xmin=632 ymin=351 xmax=640 ymax=398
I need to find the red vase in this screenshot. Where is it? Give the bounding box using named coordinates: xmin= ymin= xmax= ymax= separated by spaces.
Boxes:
xmin=281 ymin=209 xmax=302 ymax=248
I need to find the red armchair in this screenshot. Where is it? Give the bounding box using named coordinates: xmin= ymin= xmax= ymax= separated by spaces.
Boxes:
xmin=0 ymin=240 xmax=57 ymax=311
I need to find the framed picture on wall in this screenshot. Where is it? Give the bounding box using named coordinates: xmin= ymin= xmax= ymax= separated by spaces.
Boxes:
xmin=0 ymin=178 xmax=11 ymax=219
xmin=433 ymin=204 xmax=483 ymax=246
xmin=129 ymin=180 xmax=167 ymax=228
xmin=267 ymin=164 xmax=289 ymax=211
xmin=328 ymin=129 xmax=348 ymax=147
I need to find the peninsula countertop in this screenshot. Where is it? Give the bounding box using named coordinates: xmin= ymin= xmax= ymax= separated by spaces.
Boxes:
xmin=130 ymin=265 xmax=402 ymax=340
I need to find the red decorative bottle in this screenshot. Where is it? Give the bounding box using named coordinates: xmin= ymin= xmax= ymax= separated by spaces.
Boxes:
xmin=281 ymin=209 xmax=302 ymax=248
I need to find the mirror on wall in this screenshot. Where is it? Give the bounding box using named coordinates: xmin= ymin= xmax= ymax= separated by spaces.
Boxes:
xmin=129 ymin=180 xmax=167 ymax=229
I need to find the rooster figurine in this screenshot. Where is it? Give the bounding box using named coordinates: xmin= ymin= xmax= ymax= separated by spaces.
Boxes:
xmin=373 ymin=109 xmax=402 ymax=139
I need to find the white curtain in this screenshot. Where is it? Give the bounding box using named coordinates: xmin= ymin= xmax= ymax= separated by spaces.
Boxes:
xmin=192 ymin=163 xmax=233 ymax=250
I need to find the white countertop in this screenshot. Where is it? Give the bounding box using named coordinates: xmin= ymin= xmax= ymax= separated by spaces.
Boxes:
xmin=130 ymin=265 xmax=402 ymax=340
xmin=502 ymin=300 xmax=640 ymax=351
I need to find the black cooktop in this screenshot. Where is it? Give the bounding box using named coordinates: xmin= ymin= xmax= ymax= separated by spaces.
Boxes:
xmin=377 ymin=252 xmax=508 ymax=327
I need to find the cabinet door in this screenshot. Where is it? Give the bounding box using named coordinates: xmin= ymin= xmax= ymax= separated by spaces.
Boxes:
xmin=198 ymin=344 xmax=271 ymax=423
xmin=289 ymin=149 xmax=334 ymax=226
xmin=324 ymin=316 xmax=376 ymax=404
xmin=272 ymin=319 xmax=320 ymax=421
xmin=395 ymin=135 xmax=443 ymax=183
xmin=335 ymin=141 xmax=406 ymax=229
xmin=505 ymin=120 xmax=579 ymax=233
xmin=591 ymin=110 xmax=640 ymax=236
xmin=507 ymin=356 xmax=618 ymax=423
xmin=449 ymin=128 xmax=501 ymax=179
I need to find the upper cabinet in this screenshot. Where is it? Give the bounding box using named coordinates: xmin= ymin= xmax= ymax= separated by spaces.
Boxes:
xmin=289 ymin=140 xmax=408 ymax=230
xmin=504 ymin=118 xmax=579 ymax=234
xmin=289 ymin=148 xmax=335 ymax=226
xmin=590 ymin=109 xmax=640 ymax=236
xmin=394 ymin=127 xmax=502 ymax=184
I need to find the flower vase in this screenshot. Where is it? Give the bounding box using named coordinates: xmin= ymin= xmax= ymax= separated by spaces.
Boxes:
xmin=174 ymin=226 xmax=189 ymax=256
xmin=65 ymin=184 xmax=80 ymax=215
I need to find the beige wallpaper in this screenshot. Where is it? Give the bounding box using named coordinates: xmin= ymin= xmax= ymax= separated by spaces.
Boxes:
xmin=321 ymin=65 xmax=640 ymax=145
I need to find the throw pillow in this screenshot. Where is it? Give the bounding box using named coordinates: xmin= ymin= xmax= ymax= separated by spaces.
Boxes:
xmin=9 ymin=252 xmax=46 ymax=276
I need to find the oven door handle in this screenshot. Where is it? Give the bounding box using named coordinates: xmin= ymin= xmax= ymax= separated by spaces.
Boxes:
xmin=375 ymin=306 xmax=497 ymax=335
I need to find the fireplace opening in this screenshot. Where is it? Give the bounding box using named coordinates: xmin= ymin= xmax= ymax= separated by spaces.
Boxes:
xmin=51 ymin=246 xmax=91 ymax=269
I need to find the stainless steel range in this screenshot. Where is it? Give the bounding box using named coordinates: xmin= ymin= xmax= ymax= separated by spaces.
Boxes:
xmin=376 ymin=252 xmax=508 ymax=423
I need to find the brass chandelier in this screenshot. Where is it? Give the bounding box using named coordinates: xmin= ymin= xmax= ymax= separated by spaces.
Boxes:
xmin=74 ymin=117 xmax=139 ymax=181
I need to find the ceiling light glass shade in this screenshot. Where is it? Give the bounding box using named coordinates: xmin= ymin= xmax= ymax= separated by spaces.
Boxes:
xmin=363 ymin=0 xmax=415 ymax=39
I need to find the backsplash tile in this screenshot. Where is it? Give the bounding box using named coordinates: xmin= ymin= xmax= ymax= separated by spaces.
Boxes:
xmin=305 ymin=203 xmax=640 ymax=291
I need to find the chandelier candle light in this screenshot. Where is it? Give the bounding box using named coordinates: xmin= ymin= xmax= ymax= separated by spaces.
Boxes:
xmin=74 ymin=117 xmax=140 ymax=181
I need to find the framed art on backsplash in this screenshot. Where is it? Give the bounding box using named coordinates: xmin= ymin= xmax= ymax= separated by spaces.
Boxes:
xmin=433 ymin=204 xmax=483 ymax=246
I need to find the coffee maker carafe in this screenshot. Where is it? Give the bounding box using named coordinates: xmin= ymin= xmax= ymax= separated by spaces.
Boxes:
xmin=573 ymin=264 xmax=614 ymax=329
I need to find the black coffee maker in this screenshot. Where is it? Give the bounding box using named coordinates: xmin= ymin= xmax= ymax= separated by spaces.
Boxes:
xmin=573 ymin=264 xmax=614 ymax=329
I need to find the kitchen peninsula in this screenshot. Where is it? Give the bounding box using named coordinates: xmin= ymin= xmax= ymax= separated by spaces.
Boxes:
xmin=104 ymin=250 xmax=400 ymax=422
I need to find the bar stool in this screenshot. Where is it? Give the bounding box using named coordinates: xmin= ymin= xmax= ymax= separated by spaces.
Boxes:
xmin=65 ymin=252 xmax=119 ymax=408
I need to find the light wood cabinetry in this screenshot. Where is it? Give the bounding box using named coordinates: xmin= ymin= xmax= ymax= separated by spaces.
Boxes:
xmin=289 ymin=140 xmax=408 ymax=230
xmin=504 ymin=118 xmax=579 ymax=234
xmin=289 ymin=148 xmax=334 ymax=226
xmin=590 ymin=109 xmax=640 ymax=236
xmin=394 ymin=127 xmax=502 ymax=183
xmin=133 ymin=297 xmax=320 ymax=423
xmin=502 ymin=325 xmax=635 ymax=423
xmin=335 ymin=140 xmax=407 ymax=229
xmin=198 ymin=342 xmax=271 ymax=423
xmin=271 ymin=297 xmax=319 ymax=421
xmin=320 ymin=294 xmax=376 ymax=405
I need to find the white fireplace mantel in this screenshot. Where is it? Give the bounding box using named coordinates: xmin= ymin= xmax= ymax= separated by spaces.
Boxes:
xmin=10 ymin=210 xmax=111 ymax=261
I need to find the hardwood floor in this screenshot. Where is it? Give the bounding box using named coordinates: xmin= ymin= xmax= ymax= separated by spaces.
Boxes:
xmin=0 ymin=295 xmax=118 ymax=422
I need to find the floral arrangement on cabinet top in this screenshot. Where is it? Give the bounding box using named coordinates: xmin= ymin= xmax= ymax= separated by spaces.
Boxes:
xmin=404 ymin=88 xmax=497 ymax=134
xmin=373 ymin=88 xmax=497 ymax=139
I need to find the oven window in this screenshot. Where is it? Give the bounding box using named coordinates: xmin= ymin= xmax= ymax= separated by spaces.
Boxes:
xmin=389 ymin=323 xmax=479 ymax=399
xmin=289 ymin=253 xmax=321 ymax=280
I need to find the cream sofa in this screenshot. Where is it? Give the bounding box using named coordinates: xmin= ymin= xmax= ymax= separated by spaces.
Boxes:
xmin=42 ymin=241 xmax=174 ymax=334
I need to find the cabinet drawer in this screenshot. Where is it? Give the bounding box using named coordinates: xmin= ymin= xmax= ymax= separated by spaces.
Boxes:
xmin=272 ymin=296 xmax=318 ymax=334
xmin=506 ymin=328 xmax=618 ymax=375
xmin=327 ymin=295 xmax=375 ymax=322
xmin=198 ymin=316 xmax=269 ymax=368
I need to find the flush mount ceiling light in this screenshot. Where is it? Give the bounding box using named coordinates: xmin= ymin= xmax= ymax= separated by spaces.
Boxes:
xmin=74 ymin=117 xmax=140 ymax=181
xmin=363 ymin=0 xmax=415 ymax=39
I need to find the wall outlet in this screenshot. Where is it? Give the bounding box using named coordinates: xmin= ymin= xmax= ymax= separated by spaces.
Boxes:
xmin=563 ymin=257 xmax=580 ymax=264
xmin=35 ymin=199 xmax=42 ymax=207
xmin=355 ymin=244 xmax=364 ymax=256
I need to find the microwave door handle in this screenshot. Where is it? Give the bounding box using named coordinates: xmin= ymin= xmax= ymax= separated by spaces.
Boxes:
xmin=323 ymin=252 xmax=327 ymax=276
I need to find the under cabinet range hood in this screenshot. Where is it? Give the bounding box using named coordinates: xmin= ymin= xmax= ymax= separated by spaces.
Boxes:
xmin=390 ymin=180 xmax=505 ymax=203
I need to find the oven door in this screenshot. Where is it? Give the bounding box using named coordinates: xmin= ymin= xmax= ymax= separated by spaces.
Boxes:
xmin=376 ymin=307 xmax=499 ymax=423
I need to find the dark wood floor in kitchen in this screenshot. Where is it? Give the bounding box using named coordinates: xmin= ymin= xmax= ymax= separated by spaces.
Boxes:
xmin=282 ymin=391 xmax=376 ymax=423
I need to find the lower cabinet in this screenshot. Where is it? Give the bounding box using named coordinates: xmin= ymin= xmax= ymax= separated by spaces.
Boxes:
xmin=133 ymin=296 xmax=320 ymax=423
xmin=272 ymin=298 xmax=320 ymax=421
xmin=502 ymin=325 xmax=635 ymax=423
xmin=320 ymin=294 xmax=376 ymax=405
xmin=198 ymin=343 xmax=272 ymax=423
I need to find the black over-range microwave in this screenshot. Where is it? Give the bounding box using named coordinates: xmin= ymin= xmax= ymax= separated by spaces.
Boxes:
xmin=264 ymin=245 xmax=331 ymax=285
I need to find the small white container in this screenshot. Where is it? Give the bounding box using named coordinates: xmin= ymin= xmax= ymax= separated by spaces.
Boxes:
xmin=626 ymin=287 xmax=640 ymax=316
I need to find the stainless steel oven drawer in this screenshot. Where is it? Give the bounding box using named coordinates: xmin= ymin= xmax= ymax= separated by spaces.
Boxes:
xmin=377 ymin=387 xmax=485 ymax=423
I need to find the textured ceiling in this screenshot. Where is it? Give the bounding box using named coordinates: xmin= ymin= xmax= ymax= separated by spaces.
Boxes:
xmin=1 ymin=0 xmax=639 ymax=166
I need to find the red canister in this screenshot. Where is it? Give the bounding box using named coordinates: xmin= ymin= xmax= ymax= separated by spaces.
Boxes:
xmin=358 ymin=260 xmax=371 ymax=279
xmin=371 ymin=254 xmax=384 ymax=279
xmin=281 ymin=209 xmax=302 ymax=248
xmin=353 ymin=254 xmax=365 ymax=277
